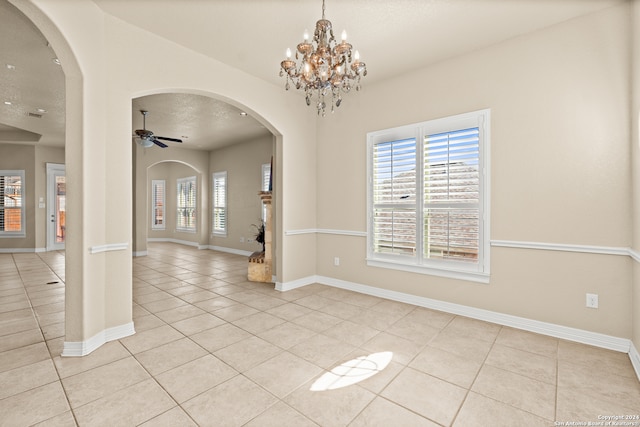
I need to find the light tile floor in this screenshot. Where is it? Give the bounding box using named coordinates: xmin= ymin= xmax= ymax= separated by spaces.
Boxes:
xmin=1 ymin=242 xmax=639 ymax=426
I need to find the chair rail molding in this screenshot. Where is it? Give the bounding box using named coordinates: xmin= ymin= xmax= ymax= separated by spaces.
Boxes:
xmin=89 ymin=242 xmax=129 ymax=254
xmin=491 ymin=239 xmax=630 ymax=257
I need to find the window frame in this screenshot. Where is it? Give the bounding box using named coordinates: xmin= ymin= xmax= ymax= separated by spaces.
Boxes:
xmin=261 ymin=163 xmax=271 ymax=221
xmin=176 ymin=176 xmax=197 ymax=233
xmin=151 ymin=179 xmax=166 ymax=230
xmin=366 ymin=110 xmax=490 ymax=283
xmin=261 ymin=163 xmax=271 ymax=192
xmin=0 ymin=170 xmax=26 ymax=238
xmin=212 ymin=171 xmax=227 ymax=236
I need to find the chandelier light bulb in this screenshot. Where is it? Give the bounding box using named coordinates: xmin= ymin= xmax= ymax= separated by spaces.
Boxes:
xmin=286 ymin=48 xmax=292 ymax=59
xmin=303 ymin=30 xmax=309 ymax=42
xmin=341 ymin=30 xmax=347 ymax=41
xmin=354 ymin=50 xmax=360 ymax=60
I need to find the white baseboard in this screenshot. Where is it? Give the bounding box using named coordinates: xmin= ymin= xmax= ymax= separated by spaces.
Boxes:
xmin=0 ymin=247 xmax=45 ymax=253
xmin=630 ymin=341 xmax=640 ymax=380
xmin=275 ymin=275 xmax=318 ymax=291
xmin=321 ymin=276 xmax=631 ymax=352
xmin=276 ymin=275 xmax=634 ymax=358
xmin=132 ymin=250 xmax=148 ymax=257
xmin=208 ymin=245 xmax=253 ymax=257
xmin=145 ymin=240 xmax=253 ymax=256
xmin=62 ymin=322 xmax=135 ymax=357
xmin=147 ymin=238 xmax=207 ymax=250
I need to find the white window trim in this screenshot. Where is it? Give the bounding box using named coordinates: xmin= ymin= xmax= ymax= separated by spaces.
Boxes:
xmin=261 ymin=163 xmax=271 ymax=221
xmin=366 ymin=109 xmax=491 ymax=284
xmin=151 ymin=180 xmax=165 ymax=230
xmin=212 ymin=171 xmax=227 ymax=236
xmin=261 ymin=163 xmax=271 ymax=192
xmin=0 ymin=170 xmax=26 ymax=238
xmin=176 ymin=176 xmax=197 ymax=233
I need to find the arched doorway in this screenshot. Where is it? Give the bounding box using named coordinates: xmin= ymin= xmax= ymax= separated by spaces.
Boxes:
xmin=131 ymin=93 xmax=277 ymax=278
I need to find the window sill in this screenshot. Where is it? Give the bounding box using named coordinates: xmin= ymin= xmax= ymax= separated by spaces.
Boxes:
xmin=175 ymin=229 xmax=197 ymax=234
xmin=0 ymin=233 xmax=26 ymax=238
xmin=366 ymin=257 xmax=490 ymax=284
xmin=211 ymin=232 xmax=227 ymax=237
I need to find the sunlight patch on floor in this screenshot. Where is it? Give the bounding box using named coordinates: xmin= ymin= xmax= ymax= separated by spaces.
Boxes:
xmin=310 ymin=351 xmax=393 ymax=391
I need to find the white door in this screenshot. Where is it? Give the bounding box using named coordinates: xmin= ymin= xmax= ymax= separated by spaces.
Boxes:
xmin=46 ymin=163 xmax=66 ymax=251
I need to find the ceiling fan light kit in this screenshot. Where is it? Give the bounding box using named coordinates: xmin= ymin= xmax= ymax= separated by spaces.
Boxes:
xmin=137 ymin=138 xmax=154 ymax=148
xmin=280 ymin=0 xmax=367 ymax=116
xmin=133 ymin=110 xmax=183 ymax=148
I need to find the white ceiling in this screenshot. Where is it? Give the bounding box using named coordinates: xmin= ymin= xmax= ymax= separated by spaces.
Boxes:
xmin=0 ymin=0 xmax=624 ymax=150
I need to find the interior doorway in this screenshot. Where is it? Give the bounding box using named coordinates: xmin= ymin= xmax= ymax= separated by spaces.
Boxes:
xmin=46 ymin=163 xmax=66 ymax=251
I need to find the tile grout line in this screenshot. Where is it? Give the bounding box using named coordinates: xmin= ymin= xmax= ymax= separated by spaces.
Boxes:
xmin=19 ymin=252 xmax=78 ymax=426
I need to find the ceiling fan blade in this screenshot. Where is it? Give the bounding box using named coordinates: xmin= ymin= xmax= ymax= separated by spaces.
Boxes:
xmin=152 ymin=139 xmax=168 ymax=148
xmin=156 ymin=136 xmax=183 ymax=143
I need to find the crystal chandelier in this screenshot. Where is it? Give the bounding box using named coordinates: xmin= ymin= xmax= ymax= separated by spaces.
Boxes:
xmin=280 ymin=0 xmax=367 ymax=116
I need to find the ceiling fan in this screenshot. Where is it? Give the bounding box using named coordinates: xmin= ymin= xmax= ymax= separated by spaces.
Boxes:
xmin=133 ymin=110 xmax=183 ymax=148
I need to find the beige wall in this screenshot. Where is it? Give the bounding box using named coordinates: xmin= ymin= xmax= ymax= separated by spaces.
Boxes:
xmin=148 ymin=162 xmax=202 ymax=243
xmin=632 ymin=0 xmax=640 ymax=358
xmin=138 ymin=135 xmax=274 ymax=258
xmin=12 ymin=0 xmax=638 ymax=360
xmin=209 ymin=135 xmax=274 ymax=254
xmin=34 ymin=146 xmax=65 ymax=249
xmin=0 ymin=143 xmax=64 ymax=251
xmin=15 ymin=0 xmax=317 ymax=346
xmin=0 ymin=144 xmax=35 ymax=249
xmin=316 ymin=3 xmax=633 ymax=337
xmin=134 ymin=144 xmax=213 ymax=251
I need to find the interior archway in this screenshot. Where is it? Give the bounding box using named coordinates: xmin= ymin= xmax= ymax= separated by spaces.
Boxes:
xmin=131 ymin=92 xmax=278 ymax=282
xmin=7 ymin=0 xmax=88 ymax=348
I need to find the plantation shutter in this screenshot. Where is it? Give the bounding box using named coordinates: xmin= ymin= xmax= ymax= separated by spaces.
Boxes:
xmin=151 ymin=180 xmax=165 ymax=229
xmin=261 ymin=164 xmax=271 ymax=192
xmin=212 ymin=172 xmax=227 ymax=234
xmin=372 ymin=137 xmax=417 ymax=256
xmin=177 ymin=176 xmax=196 ymax=231
xmin=423 ymin=127 xmax=479 ymax=261
xmin=0 ymin=175 xmax=4 ymax=232
xmin=0 ymin=172 xmax=24 ymax=233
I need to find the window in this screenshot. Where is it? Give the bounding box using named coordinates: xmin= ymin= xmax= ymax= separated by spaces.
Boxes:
xmin=151 ymin=180 xmax=165 ymax=230
xmin=212 ymin=171 xmax=227 ymax=235
xmin=367 ymin=110 xmax=490 ymax=282
xmin=176 ymin=176 xmax=196 ymax=232
xmin=261 ymin=163 xmax=271 ymax=221
xmin=0 ymin=171 xmax=25 ymax=237
xmin=261 ymin=163 xmax=271 ymax=192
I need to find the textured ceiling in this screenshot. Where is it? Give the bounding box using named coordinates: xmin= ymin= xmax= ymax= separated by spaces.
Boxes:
xmin=0 ymin=0 xmax=625 ymax=150
xmin=0 ymin=0 xmax=65 ymax=146
xmin=132 ymin=94 xmax=270 ymax=150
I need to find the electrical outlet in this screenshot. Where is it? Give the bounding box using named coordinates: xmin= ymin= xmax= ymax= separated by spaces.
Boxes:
xmin=240 ymin=237 xmax=245 ymax=243
xmin=334 ymin=257 xmax=340 ymax=266
xmin=586 ymin=293 xmax=598 ymax=309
